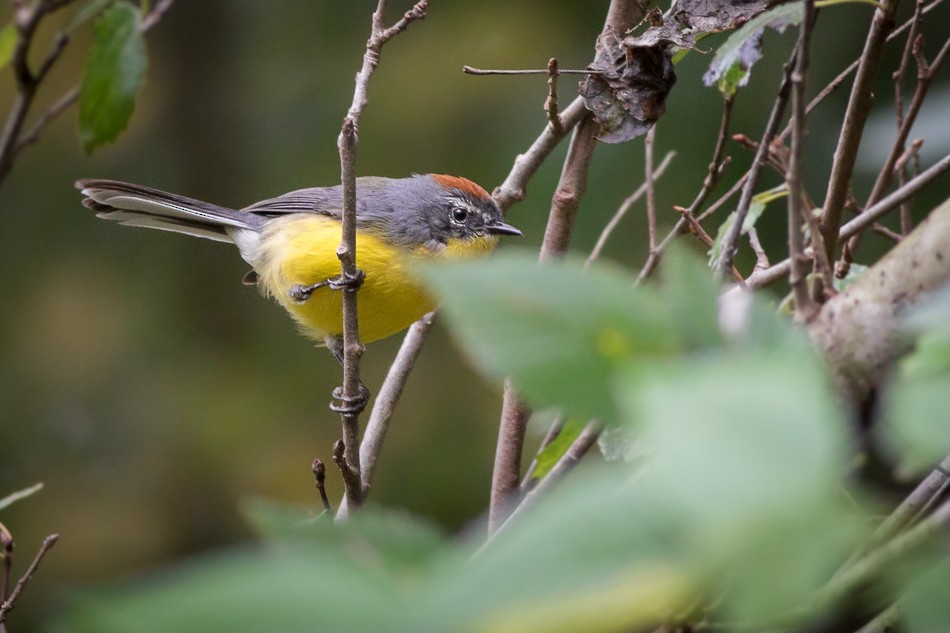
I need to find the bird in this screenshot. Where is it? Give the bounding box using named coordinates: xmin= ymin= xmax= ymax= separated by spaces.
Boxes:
xmin=77 ymin=174 xmax=522 ymax=410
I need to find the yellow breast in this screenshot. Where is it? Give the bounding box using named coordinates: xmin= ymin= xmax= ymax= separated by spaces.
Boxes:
xmin=255 ymin=215 xmax=498 ymax=344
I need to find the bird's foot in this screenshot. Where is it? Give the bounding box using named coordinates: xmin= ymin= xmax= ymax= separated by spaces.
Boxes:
xmin=327 ymin=268 xmax=365 ymax=291
xmin=289 ymin=269 xmax=365 ymax=303
xmin=330 ymin=383 xmax=371 ymax=415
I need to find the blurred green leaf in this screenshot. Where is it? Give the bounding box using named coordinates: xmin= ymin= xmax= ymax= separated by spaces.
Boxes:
xmin=656 ymin=247 xmax=723 ymax=349
xmin=0 ymin=21 xmax=15 ymax=71
xmin=903 ymin=557 xmax=950 ymax=633
xmin=881 ymin=288 xmax=950 ymax=476
xmin=703 ymin=3 xmax=803 ymax=97
xmin=597 ymin=425 xmax=641 ymax=461
xmin=0 ymin=482 xmax=44 ymax=511
xmin=621 ymin=350 xmax=859 ymax=625
xmin=78 ymin=1 xmax=147 ymax=152
xmin=68 ymin=0 xmax=118 ymax=32
xmin=526 ymin=417 xmax=586 ymax=481
xmin=423 ymin=253 xmax=681 ymax=423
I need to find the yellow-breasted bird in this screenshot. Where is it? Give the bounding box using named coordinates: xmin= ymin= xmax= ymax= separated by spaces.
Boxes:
xmin=77 ymin=174 xmax=521 ymax=401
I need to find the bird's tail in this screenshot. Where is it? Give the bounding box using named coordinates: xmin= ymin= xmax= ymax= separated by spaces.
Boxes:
xmin=76 ymin=179 xmax=264 ymax=243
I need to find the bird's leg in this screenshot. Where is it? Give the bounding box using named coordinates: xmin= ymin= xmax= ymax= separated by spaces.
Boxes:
xmin=326 ymin=335 xmax=371 ymax=415
xmin=288 ymin=269 xmax=365 ymax=303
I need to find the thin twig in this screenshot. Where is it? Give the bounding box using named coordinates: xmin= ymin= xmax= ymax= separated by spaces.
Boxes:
xmin=818 ymin=0 xmax=900 ymax=265
xmin=0 ymin=535 xmax=58 ymax=626
xmin=713 ymin=53 xmax=795 ymax=279
xmin=544 ymin=58 xmax=562 ymax=135
xmin=489 ymin=0 xmax=640 ymax=535
xmin=787 ymin=0 xmax=817 ymax=320
xmin=636 ymin=98 xmax=733 ymax=284
xmin=493 ymin=98 xmax=588 ymax=213
xmin=336 ymin=311 xmax=437 ymax=519
xmin=311 ymin=459 xmax=332 ymax=513
xmin=485 ymin=420 xmax=603 ymax=546
xmin=586 ymin=150 xmax=675 ymax=268
xmin=747 ymin=226 xmax=770 ymax=270
xmin=645 ymin=126 xmax=658 ymax=252
xmin=332 ymin=0 xmax=429 ymax=515
xmin=865 ymin=34 xmax=950 ymax=216
xmin=0 ymin=0 xmax=77 ymax=184
xmin=747 ymin=154 xmax=950 ymax=288
xmin=892 ymin=1 xmax=924 ymax=130
xmin=13 ymin=86 xmax=78 ymax=155
xmin=463 ymin=66 xmax=600 ymax=76
xmin=675 ymin=206 xmax=746 ymax=286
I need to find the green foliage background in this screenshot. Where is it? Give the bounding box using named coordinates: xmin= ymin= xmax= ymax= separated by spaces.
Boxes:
xmin=0 ymin=1 xmax=949 ymax=630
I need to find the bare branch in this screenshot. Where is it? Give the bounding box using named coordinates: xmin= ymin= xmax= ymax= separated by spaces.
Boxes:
xmin=332 ymin=0 xmax=429 ymax=515
xmin=463 ymin=66 xmax=599 ymax=76
xmin=818 ymin=0 xmax=900 ymax=265
xmin=645 ymin=126 xmax=658 ymax=252
xmin=787 ymin=0 xmax=817 ymax=320
xmin=748 ymin=154 xmax=950 ymax=288
xmin=311 ymin=459 xmax=332 ymax=514
xmin=636 ymin=97 xmax=733 ymax=284
xmin=492 ymin=98 xmax=588 ymax=213
xmin=544 ymin=58 xmax=562 ymax=135
xmin=587 ymin=150 xmax=675 ymax=268
xmin=713 ymin=55 xmax=794 ymax=279
xmin=0 ymin=534 xmax=58 ymax=626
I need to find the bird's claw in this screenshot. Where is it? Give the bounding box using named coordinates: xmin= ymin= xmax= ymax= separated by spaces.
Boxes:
xmin=327 ymin=269 xmax=365 ymax=291
xmin=330 ymin=384 xmax=370 ymax=415
xmin=289 ymin=269 xmax=365 ymax=303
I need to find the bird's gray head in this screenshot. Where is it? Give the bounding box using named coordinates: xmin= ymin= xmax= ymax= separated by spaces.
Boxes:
xmin=368 ymin=174 xmax=521 ymax=251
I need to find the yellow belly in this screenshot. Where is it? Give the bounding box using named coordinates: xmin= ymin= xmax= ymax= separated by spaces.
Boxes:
xmin=255 ymin=215 xmax=497 ymax=344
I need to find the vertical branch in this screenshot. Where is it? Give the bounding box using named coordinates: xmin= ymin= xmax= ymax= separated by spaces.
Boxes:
xmin=336 ymin=117 xmax=365 ymax=511
xmin=333 ymin=0 xmax=428 ymax=514
xmin=644 ymin=126 xmax=658 ymax=252
xmin=818 ymin=0 xmax=900 ymax=264
xmin=636 ymin=97 xmax=733 ymax=284
xmin=488 ymin=0 xmax=642 ymax=535
xmin=713 ymin=58 xmax=794 ymax=279
xmin=787 ymin=0 xmax=817 ymax=319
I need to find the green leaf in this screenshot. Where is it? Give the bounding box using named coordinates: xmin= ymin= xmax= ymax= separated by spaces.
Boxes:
xmin=422 ymin=253 xmax=682 ymax=424
xmin=704 ymin=3 xmax=804 ymax=97
xmin=708 ymin=200 xmax=765 ymax=266
xmin=78 ymin=1 xmax=147 ymax=152
xmin=903 ymin=558 xmax=950 ymax=633
xmin=881 ymin=287 xmax=950 ymax=475
xmin=619 ymin=350 xmax=860 ymax=625
xmin=526 ymin=418 xmax=586 ymax=481
xmin=68 ymin=0 xmax=118 ymax=32
xmin=0 ymin=22 xmax=16 ymax=72
xmin=0 ymin=482 xmax=44 ymax=511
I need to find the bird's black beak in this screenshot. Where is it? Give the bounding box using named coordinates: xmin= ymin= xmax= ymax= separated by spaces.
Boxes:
xmin=486 ymin=221 xmax=523 ymax=236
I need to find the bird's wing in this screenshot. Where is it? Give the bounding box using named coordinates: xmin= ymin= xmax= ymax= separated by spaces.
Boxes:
xmin=241 ymin=187 xmax=344 ymax=218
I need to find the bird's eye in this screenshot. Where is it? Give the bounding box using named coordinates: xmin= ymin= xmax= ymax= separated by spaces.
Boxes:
xmin=452 ymin=206 xmax=469 ymax=222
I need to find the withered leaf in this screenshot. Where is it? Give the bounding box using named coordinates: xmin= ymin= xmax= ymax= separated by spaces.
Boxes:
xmin=580 ymin=31 xmax=676 ymax=144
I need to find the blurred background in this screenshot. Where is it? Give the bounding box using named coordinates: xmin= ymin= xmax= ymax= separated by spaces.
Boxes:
xmin=1 ymin=0 xmax=948 ymax=628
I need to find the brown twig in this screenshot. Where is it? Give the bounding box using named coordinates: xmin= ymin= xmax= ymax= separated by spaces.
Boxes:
xmin=311 ymin=459 xmax=332 ymax=513
xmin=713 ymin=54 xmax=795 ymax=279
xmin=544 ymin=58 xmax=562 ymax=135
xmin=818 ymin=0 xmax=900 ymax=265
xmin=892 ymin=1 xmax=923 ymax=130
xmin=492 ymin=98 xmax=588 ymax=213
xmin=636 ymin=96 xmax=733 ymax=284
xmin=864 ymin=34 xmax=950 ymax=225
xmin=485 ymin=420 xmax=603 ymax=545
xmin=747 ymin=154 xmax=950 ymax=288
xmin=747 ymin=226 xmax=770 ymax=270
xmin=0 ymin=534 xmax=58 ymax=627
xmin=0 ymin=0 xmax=76 ymax=184
xmin=645 ymin=126 xmax=658 ymax=252
xmin=489 ymin=0 xmax=641 ymax=535
xmin=787 ymin=0 xmax=817 ymax=320
xmin=586 ymin=150 xmax=675 ymax=268
xmin=675 ymin=206 xmax=746 ymax=286
xmin=335 ymin=311 xmax=437 ymax=519
xmin=463 ymin=66 xmax=600 ymax=76
xmin=872 ymin=223 xmax=903 ymax=242
xmin=332 ymin=0 xmax=429 ymax=515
